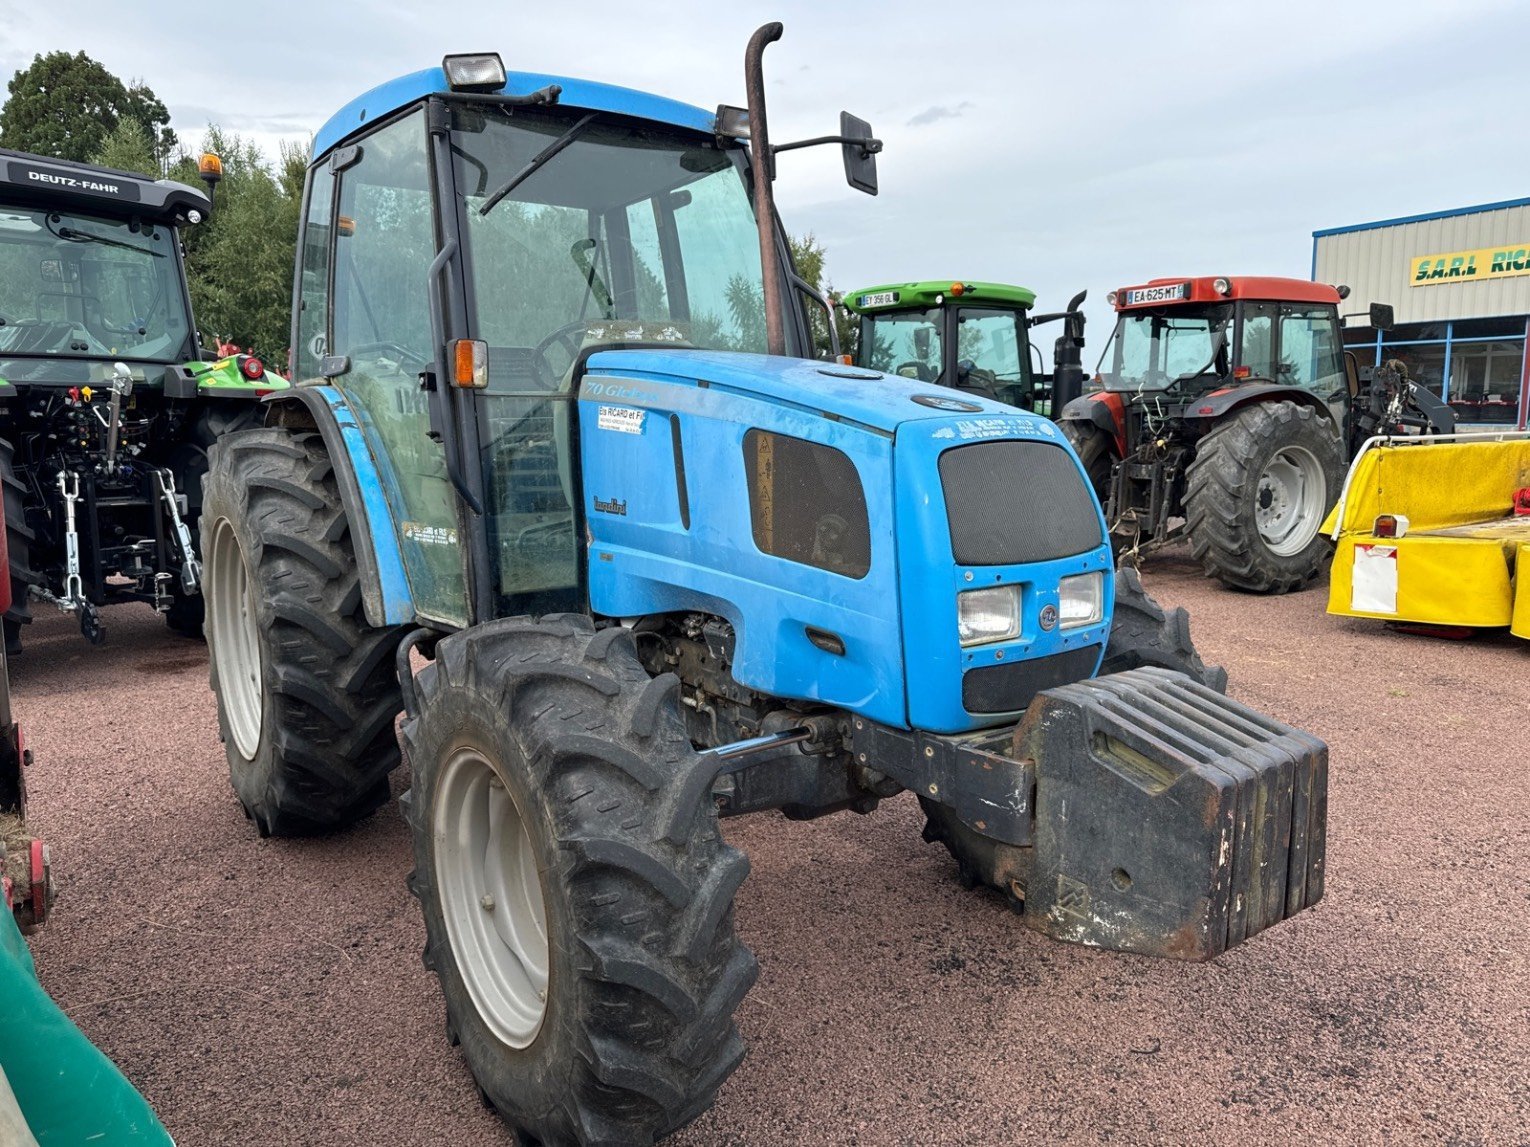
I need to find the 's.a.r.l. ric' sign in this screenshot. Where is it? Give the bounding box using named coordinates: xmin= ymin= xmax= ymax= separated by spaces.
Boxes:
xmin=1411 ymin=244 xmax=1530 ymax=286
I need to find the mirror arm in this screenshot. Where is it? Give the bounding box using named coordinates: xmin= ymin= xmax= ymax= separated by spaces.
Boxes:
xmin=773 ymin=134 xmax=884 ymax=157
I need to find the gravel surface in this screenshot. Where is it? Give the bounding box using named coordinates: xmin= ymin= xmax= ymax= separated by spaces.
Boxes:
xmin=14 ymin=551 xmax=1529 ymax=1146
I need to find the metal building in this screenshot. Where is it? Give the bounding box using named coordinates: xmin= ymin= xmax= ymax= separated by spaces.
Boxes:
xmin=1313 ymin=198 xmax=1530 ymax=428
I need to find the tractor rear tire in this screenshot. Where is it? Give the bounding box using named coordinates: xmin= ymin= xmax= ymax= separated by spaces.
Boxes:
xmin=162 ymin=403 xmax=265 ymax=639
xmin=402 ymin=616 xmax=757 ymax=1146
xmin=1098 ymin=566 xmax=1228 ymax=692
xmin=1060 ymin=420 xmax=1114 ymax=509
xmin=920 ymin=568 xmax=1225 ymax=905
xmin=1 ymin=439 xmax=40 ymax=656
xmin=202 ymin=427 xmax=404 ymax=835
xmin=1183 ymin=400 xmax=1343 ymax=594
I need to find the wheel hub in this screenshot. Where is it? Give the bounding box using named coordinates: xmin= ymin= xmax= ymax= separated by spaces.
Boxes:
xmin=1255 ymin=445 xmax=1326 ymax=556
xmin=434 ymin=748 xmax=549 ymax=1049
xmin=207 ymin=517 xmax=263 ymax=760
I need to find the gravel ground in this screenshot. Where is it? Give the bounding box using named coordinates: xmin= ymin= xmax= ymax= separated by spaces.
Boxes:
xmin=13 ymin=551 xmax=1529 ymax=1146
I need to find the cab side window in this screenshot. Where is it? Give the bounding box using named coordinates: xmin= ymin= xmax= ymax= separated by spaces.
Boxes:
xmin=1278 ymin=304 xmax=1345 ymax=394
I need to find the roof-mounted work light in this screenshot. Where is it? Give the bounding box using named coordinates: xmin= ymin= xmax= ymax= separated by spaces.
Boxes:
xmin=443 ymin=53 xmax=507 ymax=92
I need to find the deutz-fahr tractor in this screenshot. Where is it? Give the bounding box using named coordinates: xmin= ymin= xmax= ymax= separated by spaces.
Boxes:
xmin=203 ymin=28 xmax=1328 ymax=1144
xmin=1059 ymin=276 xmax=1454 ymax=593
xmin=0 ymin=148 xmax=285 ymax=651
xmin=843 ymin=279 xmax=1088 ymax=417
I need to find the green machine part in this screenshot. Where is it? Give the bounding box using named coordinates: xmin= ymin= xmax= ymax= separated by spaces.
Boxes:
xmin=0 ymin=909 xmax=171 ymax=1145
xmin=841 ymin=279 xmax=1038 ymax=315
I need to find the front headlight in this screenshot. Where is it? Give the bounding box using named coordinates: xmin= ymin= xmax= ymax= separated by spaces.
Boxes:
xmin=958 ymin=585 xmax=1021 ymax=646
xmin=1058 ymin=572 xmax=1105 ymax=629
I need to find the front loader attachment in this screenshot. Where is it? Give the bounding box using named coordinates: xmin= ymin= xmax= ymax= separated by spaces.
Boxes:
xmin=1018 ymin=667 xmax=1326 ymax=960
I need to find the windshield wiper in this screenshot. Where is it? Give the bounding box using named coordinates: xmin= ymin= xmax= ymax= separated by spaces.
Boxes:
xmin=50 ymin=220 xmax=165 ymax=258
xmin=478 ymin=112 xmax=598 ymax=217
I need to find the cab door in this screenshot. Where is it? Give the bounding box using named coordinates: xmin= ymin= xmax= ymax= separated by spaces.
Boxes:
xmin=294 ymin=107 xmax=469 ymax=627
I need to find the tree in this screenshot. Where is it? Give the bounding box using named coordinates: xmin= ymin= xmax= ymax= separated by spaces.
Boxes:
xmin=0 ymin=51 xmax=176 ymax=167
xmin=92 ymin=116 xmax=157 ymax=177
xmin=789 ymin=232 xmax=856 ymax=359
xmin=169 ymin=127 xmax=305 ymax=360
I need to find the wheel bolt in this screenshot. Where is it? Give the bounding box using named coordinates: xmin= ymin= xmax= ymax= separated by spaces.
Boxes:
xmin=480 ymin=894 xmax=495 ymax=912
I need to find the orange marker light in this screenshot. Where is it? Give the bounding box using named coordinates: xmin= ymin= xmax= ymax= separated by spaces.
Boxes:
xmin=452 ymin=339 xmax=488 ymax=389
xmin=336 ymin=216 xmax=357 ymax=237
xmin=198 ymin=153 xmax=223 ymax=182
xmin=950 ymin=282 xmax=965 ymax=297
xmin=1233 ymin=366 xmax=1252 ymax=380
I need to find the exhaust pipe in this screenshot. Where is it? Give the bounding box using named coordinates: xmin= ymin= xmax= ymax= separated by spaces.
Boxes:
xmin=744 ymin=22 xmax=787 ymax=358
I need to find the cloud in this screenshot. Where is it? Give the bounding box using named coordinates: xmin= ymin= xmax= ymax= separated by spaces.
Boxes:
xmin=906 ymin=101 xmax=972 ymax=128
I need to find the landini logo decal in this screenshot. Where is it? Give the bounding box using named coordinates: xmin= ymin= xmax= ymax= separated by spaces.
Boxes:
xmin=593 ymin=496 xmax=628 ymax=516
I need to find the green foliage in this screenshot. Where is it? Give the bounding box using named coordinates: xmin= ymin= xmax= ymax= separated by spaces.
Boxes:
xmin=789 ymin=232 xmax=856 ymax=359
xmin=92 ymin=116 xmax=157 ymax=177
xmin=170 ymin=127 xmax=306 ymax=360
xmin=0 ymin=51 xmax=176 ymax=167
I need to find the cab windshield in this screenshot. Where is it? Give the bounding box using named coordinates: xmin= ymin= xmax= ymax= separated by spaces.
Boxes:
xmin=1097 ymin=305 xmax=1232 ymax=391
xmin=861 ymin=308 xmax=942 ymax=381
xmin=453 ymin=106 xmax=768 ymax=387
xmin=0 ymin=207 xmax=192 ymax=369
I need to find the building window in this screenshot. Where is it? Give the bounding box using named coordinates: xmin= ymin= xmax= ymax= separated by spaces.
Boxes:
xmin=1382 ymin=342 xmax=1448 ymax=400
xmin=1450 ymin=339 xmax=1523 ymax=423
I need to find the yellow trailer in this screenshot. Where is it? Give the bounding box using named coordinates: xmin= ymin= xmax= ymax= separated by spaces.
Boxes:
xmin=1324 ymin=431 xmax=1530 ymax=639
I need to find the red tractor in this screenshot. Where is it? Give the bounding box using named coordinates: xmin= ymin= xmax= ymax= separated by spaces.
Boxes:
xmin=1058 ymin=275 xmax=1452 ymax=593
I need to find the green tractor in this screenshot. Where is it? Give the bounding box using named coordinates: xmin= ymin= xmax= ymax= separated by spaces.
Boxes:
xmin=842 ymin=279 xmax=1088 ymax=415
xmin=0 ymin=147 xmax=286 ymax=651
xmin=203 ymin=27 xmax=1327 ymax=1145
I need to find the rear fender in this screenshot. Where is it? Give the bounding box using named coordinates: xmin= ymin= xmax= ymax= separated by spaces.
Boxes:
xmin=263 ymin=387 xmax=414 ymax=628
xmin=1059 ymin=391 xmax=1126 ymax=456
xmin=1185 ymin=383 xmax=1335 ymax=426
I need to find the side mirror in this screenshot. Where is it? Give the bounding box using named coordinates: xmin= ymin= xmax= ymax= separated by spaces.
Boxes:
xmin=1369 ymin=302 xmax=1395 ymax=332
xmin=840 ymin=111 xmax=879 ymax=196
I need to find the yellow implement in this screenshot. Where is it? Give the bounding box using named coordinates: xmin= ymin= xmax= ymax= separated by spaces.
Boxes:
xmin=1324 ymin=431 xmax=1530 ymax=639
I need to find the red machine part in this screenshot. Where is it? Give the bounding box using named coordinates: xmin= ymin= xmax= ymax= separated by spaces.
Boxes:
xmin=1514 ymin=487 xmax=1530 ymax=517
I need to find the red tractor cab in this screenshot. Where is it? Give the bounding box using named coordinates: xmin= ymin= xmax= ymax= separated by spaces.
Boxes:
xmin=1058 ymin=275 xmax=1451 ymax=593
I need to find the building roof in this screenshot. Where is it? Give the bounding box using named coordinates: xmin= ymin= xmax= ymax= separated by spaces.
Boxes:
xmin=312 ymin=66 xmax=716 ymax=161
xmin=1313 ymin=196 xmax=1530 ymax=240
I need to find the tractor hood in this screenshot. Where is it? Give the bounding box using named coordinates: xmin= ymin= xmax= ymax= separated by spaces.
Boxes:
xmin=583 ymin=347 xmax=1039 ymax=434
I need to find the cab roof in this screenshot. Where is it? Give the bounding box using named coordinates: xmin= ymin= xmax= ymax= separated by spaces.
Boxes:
xmin=0 ymin=147 xmax=209 ymax=226
xmin=312 ymin=65 xmax=717 ymax=162
xmin=842 ymin=280 xmax=1037 ymax=315
xmin=1111 ymin=276 xmax=1340 ymax=311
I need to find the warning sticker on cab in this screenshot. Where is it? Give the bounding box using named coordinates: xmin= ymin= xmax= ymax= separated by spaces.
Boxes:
xmin=598 ymin=405 xmax=646 ymax=434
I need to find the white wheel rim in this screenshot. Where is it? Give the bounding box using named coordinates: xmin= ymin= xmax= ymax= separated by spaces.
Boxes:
xmin=434 ymin=748 xmax=549 ymax=1049
xmin=207 ymin=517 xmax=263 ymax=760
xmin=1256 ymin=445 xmax=1326 ymax=557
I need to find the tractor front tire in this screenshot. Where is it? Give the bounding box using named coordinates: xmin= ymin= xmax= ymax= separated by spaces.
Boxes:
xmin=1099 ymin=566 xmax=1227 ymax=691
xmin=1183 ymin=400 xmax=1343 ymax=594
xmin=920 ymin=568 xmax=1225 ymax=905
xmin=1 ymin=439 xmax=40 ymax=656
xmin=202 ymin=427 xmax=404 ymax=835
xmin=402 ymin=616 xmax=757 ymax=1146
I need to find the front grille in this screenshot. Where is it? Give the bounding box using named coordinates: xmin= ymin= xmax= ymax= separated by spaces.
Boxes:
xmin=961 ymin=645 xmax=1102 ymax=714
xmin=939 ymin=440 xmax=1103 ymax=565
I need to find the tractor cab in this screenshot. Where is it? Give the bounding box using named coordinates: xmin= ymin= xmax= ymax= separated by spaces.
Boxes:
xmin=1097 ymin=277 xmax=1353 ymax=416
xmin=844 ymin=281 xmax=1038 ymax=406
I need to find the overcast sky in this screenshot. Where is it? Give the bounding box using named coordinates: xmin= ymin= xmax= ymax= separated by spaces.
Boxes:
xmin=3 ymin=0 xmax=1527 ymax=341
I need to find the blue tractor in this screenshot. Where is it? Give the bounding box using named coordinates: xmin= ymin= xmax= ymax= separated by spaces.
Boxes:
xmin=202 ymin=26 xmax=1328 ymax=1145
